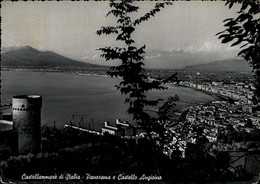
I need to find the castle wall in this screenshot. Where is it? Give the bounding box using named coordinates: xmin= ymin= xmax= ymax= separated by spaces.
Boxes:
xmin=12 ymin=95 xmax=42 ymax=154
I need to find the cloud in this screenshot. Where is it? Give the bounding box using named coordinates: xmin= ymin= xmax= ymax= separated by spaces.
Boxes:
xmin=144 ymin=53 xmax=161 ymax=59
xmin=197 ymin=41 xmax=239 ymax=53
xmin=81 ymin=50 xmax=121 ymax=66
xmin=168 ymin=41 xmax=240 ymax=60
xmin=169 ymin=41 xmax=239 ymax=54
xmin=82 ymin=51 xmax=101 ymax=61
xmin=168 ymin=47 xmax=182 ymax=52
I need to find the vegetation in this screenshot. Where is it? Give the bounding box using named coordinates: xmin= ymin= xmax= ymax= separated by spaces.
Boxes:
xmin=96 ymin=0 xmax=179 ymax=156
xmin=1 ymin=129 xmax=165 ymax=180
xmin=218 ymin=125 xmax=260 ymax=147
xmin=1 ymin=126 xmax=251 ymax=183
xmin=217 ymin=0 xmax=260 ymax=104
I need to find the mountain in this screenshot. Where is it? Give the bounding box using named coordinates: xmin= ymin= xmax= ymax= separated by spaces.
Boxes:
xmin=1 ymin=46 xmax=108 ymax=69
xmin=81 ymin=49 xmax=239 ymax=70
xmin=2 ymin=46 xmax=250 ymax=72
xmin=143 ymin=50 xmax=209 ymax=69
xmin=134 ymin=50 xmax=239 ymax=70
xmin=183 ymin=59 xmax=252 ymax=72
xmin=1 ymin=46 xmax=26 ymax=53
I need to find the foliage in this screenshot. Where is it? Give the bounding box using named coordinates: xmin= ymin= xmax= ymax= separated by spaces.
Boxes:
xmin=158 ymin=95 xmax=180 ymax=122
xmin=217 ymin=0 xmax=260 ymax=104
xmin=1 ymin=131 xmax=169 ymax=181
xmin=96 ymin=1 xmax=181 ymax=161
xmin=96 ymin=0 xmax=176 ymax=141
xmin=218 ymin=125 xmax=260 ymax=146
xmin=1 ymin=126 xmax=256 ymax=182
xmin=41 ymin=125 xmax=101 ymax=152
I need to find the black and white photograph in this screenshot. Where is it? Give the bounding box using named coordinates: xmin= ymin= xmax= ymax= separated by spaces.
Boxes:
xmin=0 ymin=0 xmax=260 ymax=183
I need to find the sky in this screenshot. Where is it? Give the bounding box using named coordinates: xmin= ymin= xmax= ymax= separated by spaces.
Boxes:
xmin=1 ymin=1 xmax=242 ymax=67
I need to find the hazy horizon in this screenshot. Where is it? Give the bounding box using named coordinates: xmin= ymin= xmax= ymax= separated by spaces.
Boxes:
xmin=1 ymin=1 xmax=242 ymax=68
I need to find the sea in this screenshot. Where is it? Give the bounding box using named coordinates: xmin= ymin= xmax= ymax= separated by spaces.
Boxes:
xmin=1 ymin=71 xmax=220 ymax=129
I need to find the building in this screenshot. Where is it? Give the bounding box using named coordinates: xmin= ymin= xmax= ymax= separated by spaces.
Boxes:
xmin=0 ymin=95 xmax=42 ymax=155
xmin=101 ymin=121 xmax=118 ymax=135
xmin=101 ymin=119 xmax=135 ymax=136
xmin=242 ymin=105 xmax=253 ymax=114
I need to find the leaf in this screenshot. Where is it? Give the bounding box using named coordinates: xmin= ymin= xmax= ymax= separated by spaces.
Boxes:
xmin=218 ymin=34 xmax=231 ymax=39
xmin=240 ymin=43 xmax=249 ymax=48
xmin=223 ymin=18 xmax=234 ymax=22
xmin=231 ymin=39 xmax=242 ymax=47
xmin=222 ymin=36 xmax=234 ymax=43
xmin=216 ymin=30 xmax=225 ymax=36
xmin=236 ymin=13 xmax=252 ymax=22
xmin=241 ymin=1 xmax=249 ymax=11
xmin=224 ymin=20 xmax=237 ymax=27
xmin=229 ymin=1 xmax=235 ymax=9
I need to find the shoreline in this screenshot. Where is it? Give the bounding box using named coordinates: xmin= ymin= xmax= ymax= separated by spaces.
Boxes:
xmin=1 ymin=69 xmax=226 ymax=105
xmin=1 ymin=67 xmax=110 ymax=78
xmin=166 ymin=83 xmax=226 ymax=102
xmin=1 ymin=70 xmax=226 ymax=128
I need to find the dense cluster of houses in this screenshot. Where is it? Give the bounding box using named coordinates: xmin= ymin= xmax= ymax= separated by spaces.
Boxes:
xmin=164 ymin=100 xmax=260 ymax=157
xmin=180 ymin=81 xmax=254 ymax=105
xmin=184 ymin=100 xmax=260 ymax=143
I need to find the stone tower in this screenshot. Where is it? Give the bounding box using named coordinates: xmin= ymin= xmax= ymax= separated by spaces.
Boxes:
xmin=12 ymin=95 xmax=42 ymax=154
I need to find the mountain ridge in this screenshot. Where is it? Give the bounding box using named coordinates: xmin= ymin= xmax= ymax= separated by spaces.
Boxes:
xmin=1 ymin=46 xmax=252 ymax=72
xmin=1 ymin=46 xmax=108 ymax=69
xmin=183 ymin=59 xmax=251 ymax=72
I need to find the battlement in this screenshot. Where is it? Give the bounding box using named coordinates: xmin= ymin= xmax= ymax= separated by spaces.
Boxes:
xmin=13 ymin=107 xmax=38 ymax=111
xmin=12 ymin=95 xmax=42 ymax=110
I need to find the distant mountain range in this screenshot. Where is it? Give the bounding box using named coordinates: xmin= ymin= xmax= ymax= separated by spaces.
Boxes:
xmin=184 ymin=59 xmax=251 ymax=72
xmin=1 ymin=46 xmax=252 ymax=72
xmin=1 ymin=46 xmax=108 ymax=69
xmin=143 ymin=50 xmax=216 ymax=69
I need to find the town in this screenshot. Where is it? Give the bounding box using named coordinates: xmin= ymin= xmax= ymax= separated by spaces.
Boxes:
xmin=60 ymin=69 xmax=260 ymax=156
xmin=1 ymin=69 xmax=260 ymax=182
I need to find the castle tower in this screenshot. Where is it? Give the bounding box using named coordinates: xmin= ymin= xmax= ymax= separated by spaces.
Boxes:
xmin=12 ymin=95 xmax=42 ymax=154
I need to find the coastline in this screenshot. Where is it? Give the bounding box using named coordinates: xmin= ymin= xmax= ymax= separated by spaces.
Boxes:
xmin=1 ymin=70 xmax=224 ymax=128
xmin=166 ymin=83 xmax=224 ymax=102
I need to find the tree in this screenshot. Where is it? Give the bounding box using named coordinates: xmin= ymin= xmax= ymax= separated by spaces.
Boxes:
xmin=97 ymin=0 xmax=175 ymax=144
xmin=217 ymin=0 xmax=260 ymax=105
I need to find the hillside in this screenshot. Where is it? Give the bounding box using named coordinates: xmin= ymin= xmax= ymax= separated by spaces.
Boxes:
xmin=184 ymin=59 xmax=252 ymax=72
xmin=1 ymin=46 xmax=252 ymax=72
xmin=1 ymin=46 xmax=108 ymax=69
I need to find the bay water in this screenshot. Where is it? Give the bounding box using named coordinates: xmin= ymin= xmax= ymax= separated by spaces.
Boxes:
xmin=1 ymin=71 xmax=219 ymax=129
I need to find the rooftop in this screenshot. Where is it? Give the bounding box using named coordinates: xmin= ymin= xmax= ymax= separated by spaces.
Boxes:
xmin=0 ymin=120 xmax=13 ymax=132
